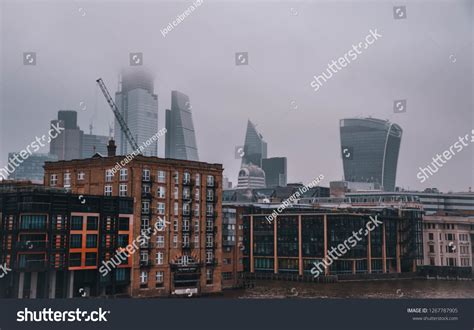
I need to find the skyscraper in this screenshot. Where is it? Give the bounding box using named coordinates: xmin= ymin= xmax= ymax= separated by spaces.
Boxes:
xmin=165 ymin=91 xmax=199 ymax=161
xmin=49 ymin=110 xmax=83 ymax=160
xmin=6 ymin=153 xmax=57 ymax=182
xmin=82 ymin=134 xmax=109 ymax=158
xmin=241 ymin=120 xmax=267 ymax=167
xmin=262 ymin=157 xmax=287 ymax=187
xmin=340 ymin=118 xmax=402 ymax=191
xmin=114 ymin=69 xmax=158 ymax=156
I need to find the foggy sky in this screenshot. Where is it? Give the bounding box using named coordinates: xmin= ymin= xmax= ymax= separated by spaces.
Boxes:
xmin=0 ymin=0 xmax=473 ymax=192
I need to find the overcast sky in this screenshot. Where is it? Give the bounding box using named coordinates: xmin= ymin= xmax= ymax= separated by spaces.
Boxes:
xmin=0 ymin=0 xmax=472 ymax=192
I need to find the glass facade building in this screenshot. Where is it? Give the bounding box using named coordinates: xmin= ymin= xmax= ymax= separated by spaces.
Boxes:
xmin=262 ymin=157 xmax=287 ymax=187
xmin=241 ymin=120 xmax=267 ymax=167
xmin=114 ymin=69 xmax=158 ymax=156
xmin=340 ymin=118 xmax=402 ymax=191
xmin=165 ymin=91 xmax=199 ymax=161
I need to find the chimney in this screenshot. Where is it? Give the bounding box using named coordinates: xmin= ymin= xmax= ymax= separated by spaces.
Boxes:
xmin=107 ymin=139 xmax=116 ymax=157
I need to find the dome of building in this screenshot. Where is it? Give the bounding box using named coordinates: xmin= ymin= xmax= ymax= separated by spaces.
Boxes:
xmin=237 ymin=163 xmax=266 ymax=188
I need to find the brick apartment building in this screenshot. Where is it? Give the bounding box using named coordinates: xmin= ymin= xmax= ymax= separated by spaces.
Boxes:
xmin=43 ymin=145 xmax=223 ymax=297
xmin=0 ymin=181 xmax=133 ymax=298
xmin=221 ymin=207 xmax=244 ymax=288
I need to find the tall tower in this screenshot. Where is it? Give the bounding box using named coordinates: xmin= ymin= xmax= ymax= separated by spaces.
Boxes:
xmin=49 ymin=110 xmax=83 ymax=161
xmin=340 ymin=118 xmax=402 ymax=191
xmin=241 ymin=120 xmax=267 ymax=167
xmin=114 ymin=69 xmax=158 ymax=156
xmin=165 ymin=91 xmax=199 ymax=161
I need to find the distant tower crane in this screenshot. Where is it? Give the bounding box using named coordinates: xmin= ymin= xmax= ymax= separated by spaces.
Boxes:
xmin=96 ymin=78 xmax=139 ymax=151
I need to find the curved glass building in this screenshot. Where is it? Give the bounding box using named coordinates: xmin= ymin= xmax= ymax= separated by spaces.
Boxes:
xmin=340 ymin=118 xmax=402 ymax=191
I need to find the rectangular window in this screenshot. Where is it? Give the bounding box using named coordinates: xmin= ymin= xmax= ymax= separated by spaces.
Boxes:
xmin=194 ymin=234 xmax=199 ymax=246
xmin=183 ymin=219 xmax=190 ymax=231
xmin=183 ymin=203 xmax=190 ymax=216
xmin=174 ymin=187 xmax=179 ymax=200
xmin=206 ymin=234 xmax=213 ymax=248
xmin=429 ymin=245 xmax=434 ymax=253
xmin=77 ymin=172 xmax=85 ymax=181
xmin=174 ymin=202 xmax=179 ymax=214
xmin=20 ymin=215 xmax=47 ymax=230
xmin=173 ymin=234 xmax=178 ymax=248
xmin=183 ymin=234 xmax=189 ymax=247
xmin=174 ymin=171 xmax=179 ymax=184
xmin=119 ymin=217 xmax=129 ymax=231
xmin=119 ymin=184 xmax=127 ymax=197
xmin=206 ymin=251 xmax=213 ymax=264
xmin=157 ymin=202 xmax=165 ymax=215
xmin=157 ymin=170 xmax=166 ymax=183
xmin=50 ymin=174 xmax=58 ymax=186
xmin=87 ymin=216 xmax=98 ymax=230
xmin=206 ymin=204 xmax=214 ymax=216
xmin=156 ymin=235 xmax=165 ymax=248
xmin=140 ymin=251 xmax=148 ymax=262
xmin=141 ymin=217 xmax=150 ymax=232
xmin=70 ymin=234 xmax=82 ymax=248
xmin=86 ymin=234 xmax=97 ymax=248
xmin=156 ymin=252 xmax=163 ymax=265
xmin=142 ymin=201 xmax=150 ymax=213
xmin=118 ymin=234 xmax=129 ymax=248
xmin=69 ymin=253 xmax=82 ymax=267
xmin=85 ymin=252 xmax=96 ymax=266
xmin=195 ymin=174 xmax=200 ymax=186
xmin=157 ymin=186 xmax=165 ymax=198
xmin=105 ymin=169 xmax=113 ymax=182
xmin=140 ymin=271 xmax=148 ymax=285
xmin=119 ymin=168 xmax=128 ymax=181
xmin=156 ymin=271 xmax=164 ymax=287
xmin=207 ymin=175 xmax=214 ymax=187
xmin=206 ymin=269 xmax=213 ymax=284
xmin=64 ymin=172 xmax=71 ymax=187
xmin=194 ymin=204 xmax=200 ymax=217
xmin=71 ymin=216 xmax=83 ymax=230
xmin=142 ymin=169 xmax=151 ymax=181
xmin=104 ymin=185 xmax=112 ymax=196
xmin=428 ymin=233 xmax=434 ymax=241
xmin=194 ymin=219 xmax=199 ymax=232
xmin=183 ymin=187 xmax=190 ymax=199
xmin=206 ymin=189 xmax=214 ymax=201
xmin=183 ymin=172 xmax=191 ymax=184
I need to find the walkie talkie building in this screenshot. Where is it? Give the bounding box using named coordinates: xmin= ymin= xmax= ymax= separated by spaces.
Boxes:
xmin=340 ymin=118 xmax=402 ymax=192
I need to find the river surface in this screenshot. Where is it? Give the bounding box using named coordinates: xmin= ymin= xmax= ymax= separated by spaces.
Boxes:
xmin=222 ymin=279 xmax=474 ymax=299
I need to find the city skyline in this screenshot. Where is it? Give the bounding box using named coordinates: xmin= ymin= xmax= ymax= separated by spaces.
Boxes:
xmin=0 ymin=1 xmax=472 ymax=193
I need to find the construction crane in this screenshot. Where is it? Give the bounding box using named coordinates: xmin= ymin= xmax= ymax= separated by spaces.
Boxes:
xmin=96 ymin=78 xmax=140 ymax=151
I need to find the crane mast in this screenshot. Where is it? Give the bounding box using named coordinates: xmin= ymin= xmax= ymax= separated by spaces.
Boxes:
xmin=96 ymin=78 xmax=140 ymax=151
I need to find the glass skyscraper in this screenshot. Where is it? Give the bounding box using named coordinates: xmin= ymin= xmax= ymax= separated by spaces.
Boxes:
xmin=241 ymin=120 xmax=267 ymax=167
xmin=165 ymin=91 xmax=199 ymax=161
xmin=262 ymin=157 xmax=287 ymax=187
xmin=340 ymin=118 xmax=402 ymax=191
xmin=114 ymin=69 xmax=158 ymax=156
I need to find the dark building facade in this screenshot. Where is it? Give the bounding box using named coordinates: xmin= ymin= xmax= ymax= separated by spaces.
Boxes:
xmin=82 ymin=134 xmax=109 ymax=158
xmin=0 ymin=182 xmax=134 ymax=298
xmin=6 ymin=153 xmax=57 ymax=183
xmin=340 ymin=118 xmax=402 ymax=192
xmin=240 ymin=205 xmax=423 ymax=277
xmin=241 ymin=120 xmax=267 ymax=167
xmin=262 ymin=157 xmax=287 ymax=188
xmin=49 ymin=111 xmax=83 ymax=161
xmin=221 ymin=207 xmax=244 ymax=288
xmin=165 ymin=91 xmax=199 ymax=161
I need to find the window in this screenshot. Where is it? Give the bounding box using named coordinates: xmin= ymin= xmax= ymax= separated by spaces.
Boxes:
xmin=183 ymin=203 xmax=190 ymax=216
xmin=428 ymin=245 xmax=434 ymax=253
xmin=69 ymin=253 xmax=82 ymax=267
xmin=142 ymin=184 xmax=151 ymax=194
xmin=206 ymin=234 xmax=213 ymax=248
xmin=142 ymin=169 xmax=150 ymax=181
xmin=140 ymin=251 xmax=148 ymax=263
xmin=119 ymin=217 xmax=129 ymax=231
xmin=118 ymin=235 xmax=129 ymax=248
xmin=174 ymin=202 xmax=179 ymax=214
xmin=194 ymin=204 xmax=200 ymax=217
xmin=156 ymin=271 xmax=164 ymax=287
xmin=183 ymin=219 xmax=190 ymax=231
xmin=156 ymin=235 xmax=165 ymax=248
xmin=183 ymin=172 xmax=191 ymax=184
xmin=157 ymin=170 xmax=166 ymax=183
xmin=207 ymin=204 xmax=214 ymax=216
xmin=173 ymin=219 xmax=178 ymax=232
xmin=428 ymin=233 xmax=434 ymax=240
xmin=156 ymin=252 xmax=164 ymax=265
xmin=119 ymin=183 xmax=127 ymax=197
xmin=157 ymin=202 xmax=165 ymax=215
xmin=20 ymin=215 xmax=47 ymax=230
xmin=206 ymin=218 xmax=213 ymax=230
xmin=194 ymin=219 xmax=199 ymax=231
xmin=64 ymin=172 xmax=71 ymax=187
xmin=141 ymin=217 xmax=150 ymax=231
xmin=104 ymin=185 xmax=112 ymax=196
xmin=87 ymin=216 xmax=98 ymax=230
xmin=194 ymin=234 xmax=199 ymax=246
xmin=195 ymin=188 xmax=200 ymax=201
xmin=70 ymin=234 xmax=82 ymax=248
xmin=206 ymin=269 xmax=213 ymax=284
xmin=183 ymin=234 xmax=189 ymax=247
xmin=195 ymin=174 xmax=200 ymax=186
xmin=140 ymin=271 xmax=148 ymax=285
xmin=207 ymin=175 xmax=214 ymax=187
xmin=71 ymin=216 xmax=83 ymax=230
xmin=206 ymin=189 xmax=214 ymax=201
xmin=206 ymin=251 xmax=213 ymax=264
xmin=85 ymin=252 xmax=96 ymax=266
xmin=119 ymin=168 xmax=128 ymax=181
xmin=105 ymin=169 xmax=113 ymax=182
xmin=157 ymin=186 xmax=165 ymax=198
xmin=429 ymin=257 xmax=435 ymax=266
xmin=142 ymin=201 xmax=150 ymax=213
xmin=173 ymin=234 xmax=178 ymax=248
xmin=50 ymin=174 xmax=58 ymax=186
xmin=174 ymin=187 xmax=178 ymax=200
xmin=86 ymin=234 xmax=97 ymax=248
xmin=174 ymin=171 xmax=179 ymax=184
xmin=183 ymin=187 xmax=190 ymax=199
xmin=77 ymin=172 xmax=85 ymax=181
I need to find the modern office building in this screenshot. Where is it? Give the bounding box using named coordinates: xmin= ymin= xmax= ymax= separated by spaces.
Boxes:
xmin=165 ymin=91 xmax=199 ymax=161
xmin=82 ymin=134 xmax=109 ymax=158
xmin=237 ymin=164 xmax=266 ymax=189
xmin=221 ymin=207 xmax=244 ymax=288
xmin=241 ymin=120 xmax=267 ymax=167
xmin=0 ymin=181 xmax=134 ymax=298
xmin=114 ymin=69 xmax=158 ymax=157
xmin=43 ymin=143 xmax=223 ymax=297
xmin=49 ymin=111 xmax=83 ymax=161
xmin=262 ymin=157 xmax=287 ymax=187
xmin=340 ymin=118 xmax=402 ymax=191
xmin=239 ymin=204 xmax=423 ymax=277
xmin=5 ymin=153 xmax=57 ymax=183
xmin=422 ymin=215 xmax=473 ymax=269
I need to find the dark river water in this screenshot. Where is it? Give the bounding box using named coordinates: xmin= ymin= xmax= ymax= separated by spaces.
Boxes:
xmin=222 ymin=279 xmax=474 ymax=299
